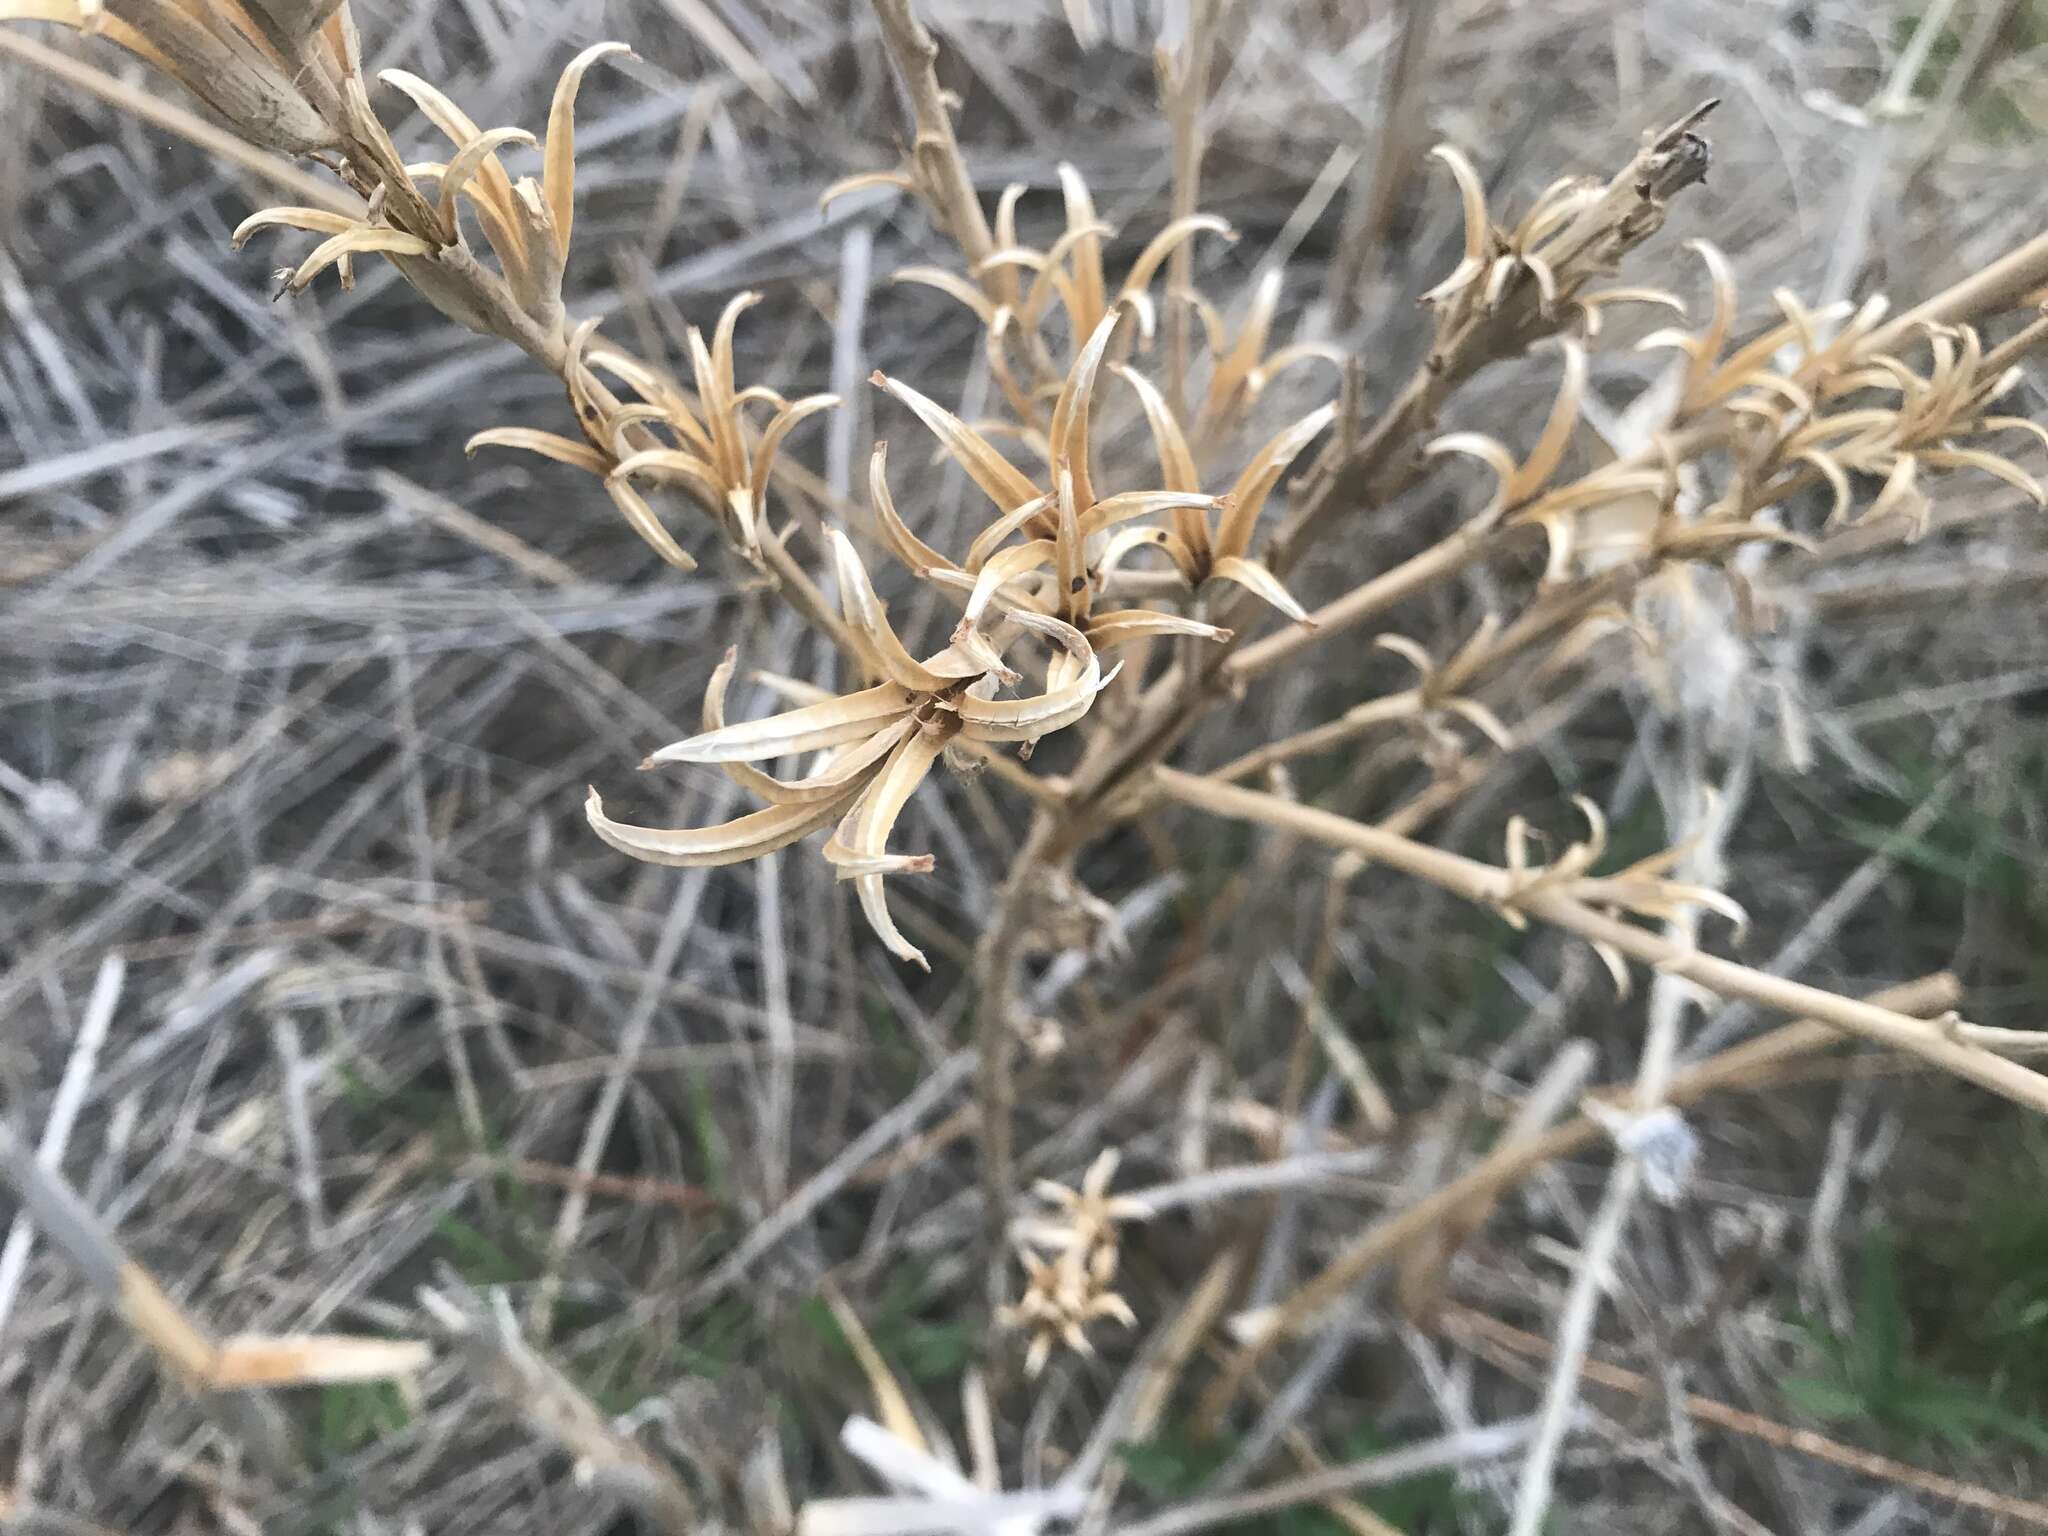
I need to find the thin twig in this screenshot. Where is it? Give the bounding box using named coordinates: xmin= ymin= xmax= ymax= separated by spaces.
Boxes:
xmin=1447 ymin=1305 xmax=2048 ymax=1532
xmin=1189 ymin=972 xmax=1961 ymax=1431
xmin=1153 ymin=769 xmax=2048 ymax=1114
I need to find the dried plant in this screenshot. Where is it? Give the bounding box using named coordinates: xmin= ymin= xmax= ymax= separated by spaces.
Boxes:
xmin=999 ymin=1148 xmax=1150 ymax=1376
xmin=8 ymin=1 xmax=2048 ymax=1531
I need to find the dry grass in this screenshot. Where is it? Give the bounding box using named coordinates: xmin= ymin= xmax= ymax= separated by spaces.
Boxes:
xmin=4 ymin=2 xmax=2048 ymax=1533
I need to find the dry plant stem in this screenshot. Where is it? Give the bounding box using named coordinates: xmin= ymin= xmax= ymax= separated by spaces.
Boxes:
xmin=0 ymin=956 xmax=120 ymax=1339
xmin=974 ymin=817 xmax=1056 ymax=1311
xmin=1155 ymin=769 xmax=2048 ymax=1112
xmin=1109 ymin=1417 xmax=1542 ymax=1536
xmin=0 ymin=1122 xmax=303 ymax=1486
xmin=1870 ymin=228 xmax=2048 ymax=347
xmin=1443 ymin=1306 xmax=2048 ymax=1532
xmin=1325 ymin=0 xmax=1437 ymax=326
xmin=964 ymin=115 xmax=1713 ymax=1285
xmin=1040 ymin=378 xmax=1485 ymax=848
xmin=1219 ymin=161 xmax=2048 ymax=712
xmin=1225 ymin=510 xmax=1499 ymax=682
xmin=869 ymin=0 xmax=1000 ymax=291
xmin=1267 ymin=118 xmax=1704 ymax=577
xmin=1161 ymin=0 xmax=1223 ymax=421
xmin=1508 ymin=774 xmax=1728 ymax=1536
xmin=1185 ymin=962 xmax=1966 ymax=1432
xmin=1070 ymin=1252 xmax=1241 ymax=1514
xmin=1211 ymin=692 xmax=1420 ymax=784
xmin=1277 ymin=770 xmax=1475 ymax=1132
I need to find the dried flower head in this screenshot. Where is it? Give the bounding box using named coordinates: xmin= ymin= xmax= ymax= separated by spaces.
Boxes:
xmin=872 ymin=309 xmax=1330 ymax=646
xmin=864 ymin=157 xmax=1337 ymax=459
xmin=1430 ymin=340 xmax=1813 ymax=584
xmin=225 ymin=39 xmax=633 ymax=361
xmin=1420 ymin=100 xmax=1717 ymax=328
xmin=1772 ymin=320 xmax=2047 ymax=542
xmin=587 ymin=531 xmax=1118 ymax=970
xmin=999 ymin=1150 xmax=1149 ymax=1376
xmin=1630 ymin=244 xmax=2048 ymax=544
xmin=465 ymin=296 xmax=837 ymax=571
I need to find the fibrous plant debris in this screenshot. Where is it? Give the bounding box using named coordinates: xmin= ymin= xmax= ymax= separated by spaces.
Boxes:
xmin=5 ymin=2 xmax=2048 ymax=1533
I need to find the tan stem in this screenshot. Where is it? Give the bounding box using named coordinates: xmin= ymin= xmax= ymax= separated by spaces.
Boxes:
xmin=1225 ymin=512 xmax=1500 ymax=681
xmin=972 ymin=815 xmax=1056 ymax=1309
xmin=1189 ymin=973 xmax=1960 ymax=1433
xmin=1210 ymin=691 xmax=1421 ymax=784
xmin=1162 ymin=0 xmax=1223 ymax=422
xmin=1869 ymin=229 xmax=2048 ymax=349
xmin=1152 ymin=767 xmax=2048 ymax=1114
xmin=869 ymin=0 xmax=1009 ymax=307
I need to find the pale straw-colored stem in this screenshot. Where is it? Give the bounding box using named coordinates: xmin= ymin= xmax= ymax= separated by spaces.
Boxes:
xmin=1227 ymin=511 xmax=1502 ymax=682
xmin=0 ymin=1121 xmax=304 ymax=1484
xmin=1162 ymin=749 xmax=2048 ymax=1428
xmin=1507 ymin=761 xmax=1733 ymax=1536
xmin=1153 ymin=768 xmax=2048 ymax=1114
xmin=1162 ymin=0 xmax=1223 ymax=421
xmin=1869 ymin=230 xmax=2048 ymax=350
xmin=971 ymin=814 xmax=1057 ymax=1316
xmin=1210 ymin=691 xmax=1422 ymax=784
xmin=1187 ymin=971 xmax=1961 ymax=1434
xmin=868 ymin=0 xmax=1005 ymax=301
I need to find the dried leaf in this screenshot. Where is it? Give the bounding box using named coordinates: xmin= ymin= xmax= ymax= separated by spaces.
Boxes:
xmin=649 ymin=683 xmax=914 ymax=765
xmin=1084 ymin=610 xmax=1232 ymax=650
xmin=1213 ymin=403 xmax=1336 ymax=560
xmin=825 ymin=725 xmax=954 ymax=970
xmin=1209 ymin=555 xmax=1311 ymax=625
xmin=545 ymin=41 xmax=632 ymax=256
xmin=1048 ymin=309 xmax=1123 ymax=515
xmin=891 ymin=265 xmax=999 ymax=326
xmin=955 ymin=613 xmax=1115 ymax=741
xmin=284 ymin=226 xmax=435 ymax=292
xmin=465 ymin=427 xmax=611 ymax=476
xmin=1119 ymin=215 xmax=1235 ymax=337
xmin=694 ymin=648 xmax=913 ymax=804
xmin=209 ymin=1334 xmax=432 ymax=1388
xmin=231 ymin=206 xmax=360 ymax=247
xmin=611 ymin=448 xmax=724 ymax=500
xmin=869 ymin=441 xmax=962 ymax=577
xmin=1079 ymin=490 xmax=1220 ymax=539
xmin=871 ymin=372 xmax=1042 ymax=513
xmin=750 ymin=392 xmax=839 ymax=506
xmin=439 ymin=126 xmax=535 ymax=240
xmin=827 ymin=530 xmax=985 ymax=694
xmin=585 ymin=785 xmax=854 ymax=867
xmin=604 ymin=478 xmax=699 ymax=571
xmin=1114 ymin=362 xmax=1200 ymax=498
